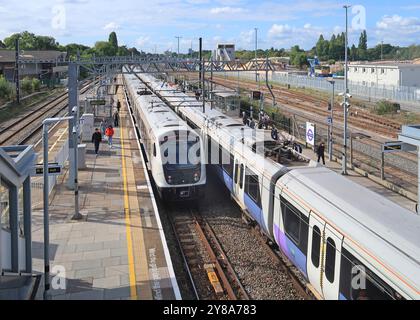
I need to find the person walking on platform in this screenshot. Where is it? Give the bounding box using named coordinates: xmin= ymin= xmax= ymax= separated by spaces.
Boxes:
xmin=105 ymin=125 xmax=115 ymax=148
xmin=117 ymin=101 xmax=121 ymax=113
xmin=113 ymin=111 xmax=119 ymax=127
xmin=91 ymin=128 xmax=102 ymax=155
xmin=317 ymin=142 xmax=326 ymax=165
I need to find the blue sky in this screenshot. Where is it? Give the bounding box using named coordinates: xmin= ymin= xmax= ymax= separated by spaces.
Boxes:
xmin=0 ymin=0 xmax=419 ymax=52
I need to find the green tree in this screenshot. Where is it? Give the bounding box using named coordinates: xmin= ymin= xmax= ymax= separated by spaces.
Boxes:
xmin=0 ymin=40 xmax=5 ymax=49
xmin=350 ymin=44 xmax=358 ymax=61
xmin=4 ymin=31 xmax=59 ymax=50
xmin=358 ymin=30 xmax=368 ymax=60
xmin=94 ymin=41 xmax=117 ymax=56
xmin=315 ymin=34 xmax=329 ymax=60
xmin=108 ymin=32 xmax=118 ymax=49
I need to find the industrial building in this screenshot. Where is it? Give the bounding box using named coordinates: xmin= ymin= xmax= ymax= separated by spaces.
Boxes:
xmin=348 ymin=61 xmax=420 ymax=88
xmin=214 ymin=44 xmax=235 ymax=61
xmin=0 ymin=50 xmax=67 ymax=82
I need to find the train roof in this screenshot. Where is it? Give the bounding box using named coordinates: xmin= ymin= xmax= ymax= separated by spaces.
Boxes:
xmin=125 ymin=73 xmax=191 ymax=137
xmin=279 ymin=166 xmax=420 ymax=296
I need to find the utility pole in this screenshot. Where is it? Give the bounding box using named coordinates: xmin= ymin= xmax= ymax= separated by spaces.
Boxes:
xmin=255 ymin=27 xmax=258 ymax=82
xmin=342 ymin=5 xmax=351 ymax=175
xmin=199 ymin=38 xmax=205 ymax=113
xmin=15 ymin=37 xmax=20 ymax=104
xmin=175 ymin=36 xmax=182 ymax=56
xmin=381 ymin=40 xmax=384 ymax=61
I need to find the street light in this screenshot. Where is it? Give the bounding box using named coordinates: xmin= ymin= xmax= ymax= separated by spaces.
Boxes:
xmin=42 ymin=116 xmax=74 ymax=300
xmin=342 ymin=4 xmax=351 ymax=175
xmin=327 ymin=79 xmax=335 ymax=161
xmin=255 ymin=28 xmax=258 ymax=82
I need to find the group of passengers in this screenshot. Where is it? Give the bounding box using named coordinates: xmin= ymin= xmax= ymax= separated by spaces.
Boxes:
xmin=91 ymin=102 xmax=121 ymax=156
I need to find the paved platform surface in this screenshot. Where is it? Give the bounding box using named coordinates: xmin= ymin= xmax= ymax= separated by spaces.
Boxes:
xmin=31 ymin=86 xmax=180 ymax=300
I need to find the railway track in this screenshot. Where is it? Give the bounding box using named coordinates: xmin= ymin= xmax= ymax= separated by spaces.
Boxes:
xmin=0 ymin=82 xmax=94 ymax=146
xmin=169 ymin=207 xmax=249 ymax=300
xmin=210 ymin=76 xmax=401 ymax=138
xmin=194 ymin=75 xmax=417 ymax=195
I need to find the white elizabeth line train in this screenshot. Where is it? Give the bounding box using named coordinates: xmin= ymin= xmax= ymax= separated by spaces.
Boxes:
xmin=123 ymin=71 xmax=206 ymax=201
xmin=134 ymin=72 xmax=420 ymax=300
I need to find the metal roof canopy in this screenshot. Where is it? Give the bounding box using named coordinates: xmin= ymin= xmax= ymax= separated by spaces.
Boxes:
xmin=398 ymin=125 xmax=420 ymax=212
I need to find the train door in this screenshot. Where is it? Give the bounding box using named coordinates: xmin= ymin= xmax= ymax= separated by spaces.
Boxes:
xmin=307 ymin=213 xmax=325 ymax=298
xmin=233 ymin=159 xmax=244 ymax=202
xmin=322 ymin=224 xmax=344 ymax=300
xmin=307 ymin=212 xmax=344 ymax=300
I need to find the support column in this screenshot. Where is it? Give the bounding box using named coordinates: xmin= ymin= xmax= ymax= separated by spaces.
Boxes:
xmin=67 ymin=62 xmax=79 ymax=189
xmin=23 ymin=177 xmax=32 ymax=273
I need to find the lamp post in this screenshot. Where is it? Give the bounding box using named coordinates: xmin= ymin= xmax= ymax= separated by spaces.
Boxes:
xmin=255 ymin=28 xmax=258 ymax=82
xmin=342 ymin=5 xmax=351 ymax=175
xmin=42 ymin=116 xmax=74 ymax=300
xmin=327 ymin=79 xmax=335 ymax=161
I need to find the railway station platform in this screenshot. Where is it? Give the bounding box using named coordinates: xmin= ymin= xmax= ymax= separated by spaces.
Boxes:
xmin=30 ymin=89 xmax=181 ymax=300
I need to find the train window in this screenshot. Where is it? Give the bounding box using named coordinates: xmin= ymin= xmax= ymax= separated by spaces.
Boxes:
xmin=311 ymin=225 xmax=321 ymax=268
xmin=325 ymin=237 xmax=336 ymax=283
xmin=239 ymin=164 xmax=244 ymax=189
xmin=222 ymin=153 xmax=234 ymax=178
xmin=234 ymin=162 xmax=239 ymax=184
xmin=282 ymin=201 xmax=301 ymax=244
xmin=244 ymin=168 xmax=261 ymax=206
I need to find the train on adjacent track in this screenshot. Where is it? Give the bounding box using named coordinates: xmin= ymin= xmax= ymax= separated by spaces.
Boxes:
xmin=134 ymin=72 xmax=420 ymax=300
xmin=123 ymin=71 xmax=206 ymax=201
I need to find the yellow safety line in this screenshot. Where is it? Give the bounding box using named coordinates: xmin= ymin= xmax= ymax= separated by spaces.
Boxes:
xmin=120 ymin=107 xmax=138 ymax=300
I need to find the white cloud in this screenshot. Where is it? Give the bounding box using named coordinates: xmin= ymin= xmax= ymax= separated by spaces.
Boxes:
xmin=210 ymin=7 xmax=245 ymax=14
xmin=136 ymin=36 xmax=150 ymax=47
xmin=103 ymin=22 xmax=119 ymax=31
xmin=375 ymin=15 xmax=420 ymax=45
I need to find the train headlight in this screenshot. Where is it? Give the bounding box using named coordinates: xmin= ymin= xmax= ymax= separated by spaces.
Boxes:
xmin=167 ymin=175 xmax=173 ymax=184
xmin=193 ymin=172 xmax=200 ymax=182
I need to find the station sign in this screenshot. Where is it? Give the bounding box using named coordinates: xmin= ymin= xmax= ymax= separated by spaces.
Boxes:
xmin=382 ymin=141 xmax=417 ymax=153
xmin=90 ymin=99 xmax=106 ymax=106
xmin=32 ymin=163 xmax=63 ymax=177
xmin=327 ymin=116 xmax=333 ymax=125
xmin=306 ymin=122 xmax=316 ymax=146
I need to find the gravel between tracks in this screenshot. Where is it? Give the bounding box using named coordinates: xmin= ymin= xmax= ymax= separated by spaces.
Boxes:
xmin=197 ymin=169 xmax=304 ymax=300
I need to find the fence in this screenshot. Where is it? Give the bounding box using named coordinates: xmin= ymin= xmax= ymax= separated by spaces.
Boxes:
xmin=234 ymin=71 xmax=420 ymax=108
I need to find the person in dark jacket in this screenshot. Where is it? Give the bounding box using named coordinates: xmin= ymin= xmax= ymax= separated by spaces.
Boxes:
xmin=317 ymin=142 xmax=326 ymax=165
xmin=113 ymin=111 xmax=119 ymax=127
xmin=92 ymin=128 xmax=102 ymax=155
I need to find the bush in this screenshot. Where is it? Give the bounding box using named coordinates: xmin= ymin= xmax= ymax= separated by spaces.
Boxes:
xmin=0 ymin=76 xmax=13 ymax=99
xmin=375 ymin=100 xmax=400 ymax=115
xmin=21 ymin=77 xmax=33 ymax=94
xmin=31 ymin=78 xmax=41 ymax=92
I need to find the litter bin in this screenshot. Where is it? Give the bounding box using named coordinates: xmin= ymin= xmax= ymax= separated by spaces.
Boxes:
xmin=78 ymin=144 xmax=87 ymax=169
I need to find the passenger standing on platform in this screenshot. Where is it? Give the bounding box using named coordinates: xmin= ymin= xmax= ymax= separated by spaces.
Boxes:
xmin=91 ymin=128 xmax=102 ymax=155
xmin=117 ymin=101 xmax=121 ymax=113
xmin=105 ymin=125 xmax=115 ymax=148
xmin=113 ymin=111 xmax=119 ymax=127
xmin=317 ymin=142 xmax=326 ymax=165
xmin=242 ymin=112 xmax=248 ymax=126
xmin=249 ymin=119 xmax=256 ymax=129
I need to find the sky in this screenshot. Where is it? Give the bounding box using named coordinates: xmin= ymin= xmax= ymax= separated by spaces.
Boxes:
xmin=0 ymin=0 xmax=420 ymax=53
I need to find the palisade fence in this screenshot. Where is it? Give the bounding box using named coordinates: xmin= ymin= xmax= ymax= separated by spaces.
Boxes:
xmin=234 ymin=71 xmax=420 ymax=108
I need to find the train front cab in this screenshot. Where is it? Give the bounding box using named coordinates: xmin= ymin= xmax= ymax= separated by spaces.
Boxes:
xmin=273 ymin=182 xmax=407 ymax=300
